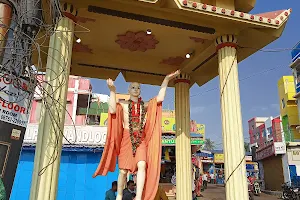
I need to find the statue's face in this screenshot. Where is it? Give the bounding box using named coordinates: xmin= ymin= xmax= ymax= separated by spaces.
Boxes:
xmin=128 ymin=82 xmax=141 ymax=97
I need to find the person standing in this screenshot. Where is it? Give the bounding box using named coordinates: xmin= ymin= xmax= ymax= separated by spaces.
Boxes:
xmin=105 ymin=181 xmax=118 ymax=200
xmin=210 ymin=173 xmax=216 ymax=184
xmin=202 ymin=173 xmax=208 ymax=189
xmin=123 ymin=180 xmax=136 ymax=200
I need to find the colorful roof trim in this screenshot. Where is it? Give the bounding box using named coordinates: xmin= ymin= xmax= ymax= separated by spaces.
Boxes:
xmin=179 ymin=1 xmax=291 ymax=27
xmin=256 ymin=10 xmax=285 ymax=19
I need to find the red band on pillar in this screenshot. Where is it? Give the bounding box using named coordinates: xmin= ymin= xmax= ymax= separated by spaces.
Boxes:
xmin=63 ymin=12 xmax=78 ymax=23
xmin=174 ymin=79 xmax=191 ymax=84
xmin=216 ymin=42 xmax=237 ymax=51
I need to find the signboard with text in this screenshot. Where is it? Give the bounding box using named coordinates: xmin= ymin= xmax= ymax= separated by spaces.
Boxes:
xmin=162 ymin=138 xmax=204 ymax=146
xmin=214 ymin=153 xmax=224 ymax=163
xmin=255 ymin=144 xmax=274 ymax=161
xmin=99 ymin=113 xmax=205 ymax=136
xmin=24 ymin=124 xmax=108 ymax=146
xmin=0 ymin=73 xmax=32 ymax=127
xmin=292 ymin=150 xmax=300 ymax=161
xmin=274 ymin=142 xmax=286 ymax=155
xmin=0 ymin=73 xmax=34 ymax=199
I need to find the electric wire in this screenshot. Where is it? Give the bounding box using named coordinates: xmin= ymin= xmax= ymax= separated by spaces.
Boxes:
xmin=0 ymin=0 xmax=92 ymax=176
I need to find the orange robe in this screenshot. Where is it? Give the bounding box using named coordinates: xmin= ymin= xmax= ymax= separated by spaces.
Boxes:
xmin=93 ymin=98 xmax=162 ymax=200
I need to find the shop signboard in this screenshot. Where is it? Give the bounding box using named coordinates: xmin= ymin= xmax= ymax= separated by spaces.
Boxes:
xmin=162 ymin=117 xmax=205 ymax=135
xmin=162 ymin=138 xmax=204 ymax=145
xmin=255 ymin=144 xmax=274 ymax=161
xmin=100 ymin=113 xmax=205 ymax=136
xmin=201 ymin=159 xmax=213 ymax=163
xmin=100 ymin=113 xmax=108 ymax=126
xmin=214 ymin=153 xmax=224 ymax=163
xmin=274 ymin=142 xmax=286 ymax=155
xmin=24 ymin=124 xmax=108 ymax=146
xmin=245 ymin=156 xmax=252 ymax=161
xmin=292 ymin=150 xmax=300 ymax=161
xmin=0 ymin=73 xmax=34 ymax=198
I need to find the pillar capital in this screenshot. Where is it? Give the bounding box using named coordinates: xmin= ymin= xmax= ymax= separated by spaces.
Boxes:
xmin=61 ymin=2 xmax=78 ymax=22
xmin=174 ymin=73 xmax=191 ymax=85
xmin=215 ymin=35 xmax=238 ymax=51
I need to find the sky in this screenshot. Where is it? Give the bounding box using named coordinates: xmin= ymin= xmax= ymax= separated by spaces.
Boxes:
xmin=89 ymin=1 xmax=300 ymax=150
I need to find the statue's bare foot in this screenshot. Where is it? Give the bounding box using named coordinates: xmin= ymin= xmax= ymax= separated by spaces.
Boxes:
xmin=116 ymin=194 xmax=122 ymax=200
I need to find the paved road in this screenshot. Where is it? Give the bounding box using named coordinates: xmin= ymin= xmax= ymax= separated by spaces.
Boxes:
xmin=200 ymin=185 xmax=279 ymax=200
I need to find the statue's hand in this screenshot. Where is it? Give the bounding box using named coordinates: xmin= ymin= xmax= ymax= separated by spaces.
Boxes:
xmin=166 ymin=70 xmax=180 ymax=81
xmin=107 ymin=78 xmax=116 ymax=92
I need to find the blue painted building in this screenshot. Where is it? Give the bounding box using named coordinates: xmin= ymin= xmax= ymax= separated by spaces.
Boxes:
xmin=10 ymin=147 xmax=118 ymax=200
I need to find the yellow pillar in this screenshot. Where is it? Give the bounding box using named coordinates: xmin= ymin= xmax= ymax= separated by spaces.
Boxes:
xmin=29 ymin=3 xmax=77 ymax=200
xmin=174 ymin=74 xmax=192 ymax=200
xmin=215 ymin=35 xmax=248 ymax=200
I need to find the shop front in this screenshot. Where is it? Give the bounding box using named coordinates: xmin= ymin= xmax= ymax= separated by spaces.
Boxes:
xmin=11 ymin=124 xmax=118 ymax=200
xmin=254 ymin=142 xmax=286 ymax=191
xmin=158 ymin=116 xmax=205 ymax=198
xmin=213 ymin=153 xmax=258 ymax=184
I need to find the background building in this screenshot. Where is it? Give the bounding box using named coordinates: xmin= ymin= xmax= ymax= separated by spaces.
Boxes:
xmin=291 ymin=41 xmax=300 ymax=135
xmin=248 ymin=116 xmax=288 ymax=191
xmin=286 ymin=41 xmax=300 ymax=186
xmin=11 ymin=76 xmax=118 ymax=200
xmin=278 ymin=76 xmax=300 ymax=141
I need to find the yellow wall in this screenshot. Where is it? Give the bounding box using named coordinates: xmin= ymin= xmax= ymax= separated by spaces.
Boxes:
xmin=278 ymin=76 xmax=300 ymax=140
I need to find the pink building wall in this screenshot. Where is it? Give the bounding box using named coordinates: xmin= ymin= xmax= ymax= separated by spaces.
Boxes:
xmin=29 ymin=75 xmax=91 ymax=125
xmin=248 ymin=116 xmax=283 ymax=150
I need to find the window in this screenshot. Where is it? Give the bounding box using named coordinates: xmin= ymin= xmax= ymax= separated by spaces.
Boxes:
xmin=267 ymin=127 xmax=272 ymax=137
xmin=263 ymin=130 xmax=267 ymax=138
xmin=281 ymin=98 xmax=286 ymax=109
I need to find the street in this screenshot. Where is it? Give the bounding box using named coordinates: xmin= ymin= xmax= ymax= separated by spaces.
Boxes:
xmin=200 ymin=185 xmax=279 ymax=200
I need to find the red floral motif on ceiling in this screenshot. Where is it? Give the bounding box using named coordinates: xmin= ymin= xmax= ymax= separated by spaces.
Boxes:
xmin=115 ymin=31 xmax=159 ymax=52
xmin=160 ymin=56 xmax=185 ymax=66
xmin=77 ymin=17 xmax=96 ymax=23
xmin=189 ymin=36 xmax=206 ymax=44
xmin=73 ymin=43 xmax=93 ymax=54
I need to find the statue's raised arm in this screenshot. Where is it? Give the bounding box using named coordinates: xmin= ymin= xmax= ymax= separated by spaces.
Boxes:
xmin=107 ymin=78 xmax=117 ymax=114
xmin=156 ymin=70 xmax=181 ymax=103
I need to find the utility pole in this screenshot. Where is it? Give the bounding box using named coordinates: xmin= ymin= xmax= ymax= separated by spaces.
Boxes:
xmin=0 ymin=0 xmax=41 ymax=199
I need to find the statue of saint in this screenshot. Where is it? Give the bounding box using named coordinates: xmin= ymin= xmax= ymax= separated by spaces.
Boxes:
xmin=93 ymin=70 xmax=180 ymax=200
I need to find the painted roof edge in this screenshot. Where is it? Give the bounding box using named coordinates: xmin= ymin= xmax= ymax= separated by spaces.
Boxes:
xmin=178 ymin=1 xmax=291 ymax=28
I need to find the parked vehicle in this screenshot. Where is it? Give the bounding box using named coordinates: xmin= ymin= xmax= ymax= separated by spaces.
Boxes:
xmin=282 ymin=182 xmax=300 ymax=200
xmin=253 ymin=181 xmax=261 ymax=196
xmin=247 ymin=176 xmax=261 ymax=197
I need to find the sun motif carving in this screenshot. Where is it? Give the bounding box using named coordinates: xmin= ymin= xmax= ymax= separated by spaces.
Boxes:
xmin=115 ymin=31 xmax=159 ymax=52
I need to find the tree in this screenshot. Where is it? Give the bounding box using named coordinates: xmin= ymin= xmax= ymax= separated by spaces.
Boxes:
xmin=244 ymin=142 xmax=250 ymax=153
xmin=204 ymin=138 xmax=215 ymax=151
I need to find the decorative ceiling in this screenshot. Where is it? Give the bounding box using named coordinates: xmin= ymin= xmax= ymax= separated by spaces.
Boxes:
xmin=34 ymin=0 xmax=291 ymax=87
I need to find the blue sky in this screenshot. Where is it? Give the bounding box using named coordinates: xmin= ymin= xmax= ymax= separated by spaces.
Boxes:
xmin=90 ymin=1 xmax=300 ymax=149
